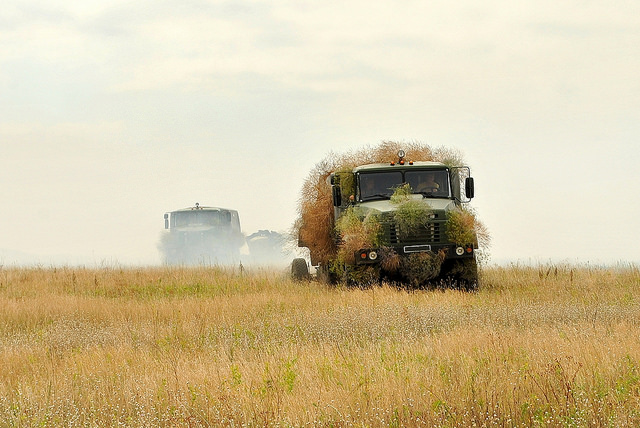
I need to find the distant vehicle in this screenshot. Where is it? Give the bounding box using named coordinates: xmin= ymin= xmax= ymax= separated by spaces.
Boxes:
xmin=245 ymin=230 xmax=291 ymax=266
xmin=159 ymin=203 xmax=244 ymax=265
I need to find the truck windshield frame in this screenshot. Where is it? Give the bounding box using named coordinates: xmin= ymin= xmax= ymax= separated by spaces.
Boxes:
xmin=358 ymin=169 xmax=451 ymax=201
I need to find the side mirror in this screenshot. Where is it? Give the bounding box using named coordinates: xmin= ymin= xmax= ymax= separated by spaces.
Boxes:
xmin=332 ymin=186 xmax=342 ymax=207
xmin=465 ymin=177 xmax=475 ymax=199
xmin=164 ymin=213 xmax=169 ymax=229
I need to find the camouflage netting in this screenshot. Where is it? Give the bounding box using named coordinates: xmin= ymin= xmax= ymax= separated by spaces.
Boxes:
xmin=293 ymin=141 xmax=490 ymax=284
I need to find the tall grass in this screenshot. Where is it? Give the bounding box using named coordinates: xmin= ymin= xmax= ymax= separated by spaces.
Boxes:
xmin=0 ymin=263 xmax=639 ymax=426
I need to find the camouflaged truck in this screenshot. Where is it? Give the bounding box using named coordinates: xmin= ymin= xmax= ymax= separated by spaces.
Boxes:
xmin=292 ymin=150 xmax=479 ymax=289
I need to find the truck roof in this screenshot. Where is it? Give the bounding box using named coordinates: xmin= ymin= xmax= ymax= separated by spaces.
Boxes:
xmin=352 ymin=160 xmax=447 ymax=173
xmin=171 ymin=206 xmax=237 ymax=214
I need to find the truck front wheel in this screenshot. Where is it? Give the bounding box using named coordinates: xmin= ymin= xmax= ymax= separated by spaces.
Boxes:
xmin=439 ymin=258 xmax=479 ymax=291
xmin=291 ymin=258 xmax=310 ymax=281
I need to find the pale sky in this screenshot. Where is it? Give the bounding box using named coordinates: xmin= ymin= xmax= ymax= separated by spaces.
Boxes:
xmin=1 ymin=0 xmax=639 ymax=266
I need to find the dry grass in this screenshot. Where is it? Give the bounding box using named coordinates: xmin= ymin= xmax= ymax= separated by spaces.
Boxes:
xmin=1 ymin=263 xmax=640 ymax=426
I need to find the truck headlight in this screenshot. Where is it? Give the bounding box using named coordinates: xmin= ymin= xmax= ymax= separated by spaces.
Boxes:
xmin=369 ymin=251 xmax=378 ymax=261
xmin=455 ymin=246 xmax=465 ymax=256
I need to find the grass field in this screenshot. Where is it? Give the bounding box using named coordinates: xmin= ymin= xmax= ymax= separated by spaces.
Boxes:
xmin=1 ymin=263 xmax=639 ymax=427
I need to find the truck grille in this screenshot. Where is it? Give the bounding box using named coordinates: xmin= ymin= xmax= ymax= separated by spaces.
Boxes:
xmin=386 ymin=222 xmax=443 ymax=245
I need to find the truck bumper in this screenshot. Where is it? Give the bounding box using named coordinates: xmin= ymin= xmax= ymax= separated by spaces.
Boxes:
xmin=354 ymin=244 xmax=474 ymax=265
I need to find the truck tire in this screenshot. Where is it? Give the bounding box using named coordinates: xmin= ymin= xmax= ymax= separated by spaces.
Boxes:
xmin=291 ymin=258 xmax=310 ymax=281
xmin=460 ymin=258 xmax=479 ymax=291
xmin=440 ymin=258 xmax=479 ymax=291
xmin=344 ymin=265 xmax=381 ymax=288
xmin=315 ymin=264 xmax=335 ymax=284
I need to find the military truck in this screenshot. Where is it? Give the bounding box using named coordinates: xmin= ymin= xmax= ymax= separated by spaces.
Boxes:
xmin=245 ymin=230 xmax=291 ymax=266
xmin=293 ymin=149 xmax=481 ymax=289
xmin=159 ymin=203 xmax=244 ymax=265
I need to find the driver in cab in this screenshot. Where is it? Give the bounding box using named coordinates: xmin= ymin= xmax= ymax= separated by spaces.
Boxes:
xmin=360 ymin=176 xmax=377 ymax=200
xmin=415 ymin=172 xmax=440 ymax=193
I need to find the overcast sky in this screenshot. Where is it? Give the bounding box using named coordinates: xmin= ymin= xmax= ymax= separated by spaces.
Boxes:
xmin=1 ymin=0 xmax=639 ymax=266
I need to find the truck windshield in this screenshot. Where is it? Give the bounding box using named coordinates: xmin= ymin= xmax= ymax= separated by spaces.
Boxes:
xmin=359 ymin=172 xmax=403 ymax=200
xmin=359 ymin=170 xmax=451 ymax=201
xmin=173 ymin=211 xmax=227 ymax=227
xmin=405 ymin=170 xmax=451 ymax=197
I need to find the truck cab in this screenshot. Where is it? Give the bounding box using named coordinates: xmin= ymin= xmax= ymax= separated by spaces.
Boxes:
xmin=324 ymin=151 xmax=478 ymax=288
xmin=159 ymin=203 xmax=244 ymax=265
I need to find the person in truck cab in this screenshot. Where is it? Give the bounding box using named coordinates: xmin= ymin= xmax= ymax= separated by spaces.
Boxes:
xmin=415 ymin=172 xmax=440 ymax=193
xmin=360 ymin=175 xmax=377 ymax=199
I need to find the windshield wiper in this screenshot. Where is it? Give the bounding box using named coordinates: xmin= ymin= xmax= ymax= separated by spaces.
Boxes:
xmin=362 ymin=193 xmax=390 ymax=201
xmin=417 ymin=191 xmax=449 ymax=199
